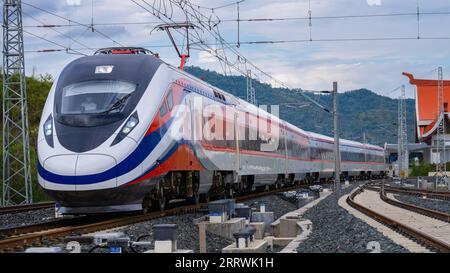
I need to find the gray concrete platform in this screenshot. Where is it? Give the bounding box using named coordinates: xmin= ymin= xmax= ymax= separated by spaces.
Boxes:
xmin=251 ymin=211 xmax=274 ymax=232
xmin=198 ymin=218 xmax=246 ymax=253
xmin=222 ymin=240 xmax=268 ymax=253
xmin=248 ymin=222 xmax=265 ymax=239
xmin=145 ymin=250 xmax=194 ymax=253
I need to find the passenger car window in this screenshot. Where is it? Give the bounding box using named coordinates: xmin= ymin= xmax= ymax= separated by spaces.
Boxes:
xmin=167 ymin=91 xmax=174 ymax=111
xmin=160 ymin=103 xmax=168 ymax=117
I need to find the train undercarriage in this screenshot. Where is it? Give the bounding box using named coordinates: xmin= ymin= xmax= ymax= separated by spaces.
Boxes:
xmin=142 ymin=169 xmax=386 ymax=213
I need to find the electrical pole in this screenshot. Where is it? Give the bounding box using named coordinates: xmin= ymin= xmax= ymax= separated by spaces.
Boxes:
xmin=2 ymin=0 xmax=32 ymax=205
xmin=397 ymin=92 xmax=402 ymax=178
xmin=333 ymin=82 xmax=341 ymax=191
xmin=246 ymin=69 xmax=256 ymax=105
xmin=397 ymin=85 xmax=408 ymax=180
xmin=435 ymin=66 xmax=447 ymax=188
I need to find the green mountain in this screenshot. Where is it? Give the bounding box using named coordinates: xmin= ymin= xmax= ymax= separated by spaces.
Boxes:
xmin=0 ymin=67 xmax=415 ymax=201
xmin=185 ymin=66 xmax=416 ymax=146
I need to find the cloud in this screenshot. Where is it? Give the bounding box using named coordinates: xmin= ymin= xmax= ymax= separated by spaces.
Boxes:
xmin=367 ymin=0 xmax=382 ymax=6
xmin=18 ymin=0 xmax=450 ymax=99
xmin=198 ymin=49 xmax=217 ymax=64
xmin=66 ymin=0 xmax=81 ymax=6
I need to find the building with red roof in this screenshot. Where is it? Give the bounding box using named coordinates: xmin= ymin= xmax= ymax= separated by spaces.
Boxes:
xmin=402 ymin=72 xmax=450 ymax=165
xmin=403 ymin=72 xmax=450 ymax=143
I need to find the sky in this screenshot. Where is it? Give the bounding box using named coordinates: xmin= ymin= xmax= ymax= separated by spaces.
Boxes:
xmin=13 ymin=0 xmax=450 ymax=98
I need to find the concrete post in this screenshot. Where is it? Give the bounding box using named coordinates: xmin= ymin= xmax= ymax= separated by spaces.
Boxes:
xmin=198 ymin=222 xmax=206 ymax=253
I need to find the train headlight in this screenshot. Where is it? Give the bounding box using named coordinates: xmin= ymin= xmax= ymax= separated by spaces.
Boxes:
xmin=43 ymin=114 xmax=54 ymax=147
xmin=122 ymin=116 xmax=138 ymax=134
xmin=44 ymin=120 xmax=52 ymax=136
xmin=111 ymin=112 xmax=139 ymax=146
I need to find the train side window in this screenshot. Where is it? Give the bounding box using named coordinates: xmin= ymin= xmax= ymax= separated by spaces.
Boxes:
xmin=160 ymin=102 xmax=168 ymax=117
xmin=167 ymin=91 xmax=174 ymax=111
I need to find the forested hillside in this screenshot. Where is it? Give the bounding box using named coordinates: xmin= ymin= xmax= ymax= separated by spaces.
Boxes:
xmin=185 ymin=66 xmax=416 ymax=145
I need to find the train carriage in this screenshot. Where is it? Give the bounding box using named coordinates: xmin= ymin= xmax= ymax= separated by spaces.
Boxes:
xmin=37 ymin=48 xmax=385 ymax=214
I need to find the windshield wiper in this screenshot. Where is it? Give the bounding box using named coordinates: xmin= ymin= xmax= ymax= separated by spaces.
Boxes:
xmin=101 ymin=93 xmax=132 ymax=114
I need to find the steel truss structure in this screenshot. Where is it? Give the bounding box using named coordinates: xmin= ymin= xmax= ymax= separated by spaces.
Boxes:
xmin=2 ymin=0 xmax=32 ymax=205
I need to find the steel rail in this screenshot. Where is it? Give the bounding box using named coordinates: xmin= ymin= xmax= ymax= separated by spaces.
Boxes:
xmin=0 ymin=202 xmax=55 ymax=215
xmin=0 ymin=182 xmax=317 ymax=252
xmin=346 ymin=186 xmax=450 ymax=253
xmin=379 ymin=189 xmax=450 ymax=223
xmin=383 ymin=185 xmax=450 ymax=200
xmin=365 ymin=185 xmax=450 ymax=223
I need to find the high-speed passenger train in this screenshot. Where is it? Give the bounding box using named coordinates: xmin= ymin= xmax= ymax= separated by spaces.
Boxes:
xmin=37 ymin=47 xmax=386 ymax=214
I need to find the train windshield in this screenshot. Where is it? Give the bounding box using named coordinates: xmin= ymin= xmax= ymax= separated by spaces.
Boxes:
xmin=61 ymin=80 xmax=136 ymax=114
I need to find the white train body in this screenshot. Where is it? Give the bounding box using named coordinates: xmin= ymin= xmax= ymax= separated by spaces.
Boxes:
xmin=37 ymin=51 xmax=385 ymax=213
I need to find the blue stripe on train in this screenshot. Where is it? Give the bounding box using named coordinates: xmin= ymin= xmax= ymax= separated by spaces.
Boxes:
xmin=38 ymin=117 xmax=174 ymax=185
xmin=125 ymin=139 xmax=193 ymax=184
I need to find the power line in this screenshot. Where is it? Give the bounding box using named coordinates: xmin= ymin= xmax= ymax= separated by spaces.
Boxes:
xmin=23 ymin=29 xmax=87 ymax=55
xmin=23 ymin=35 xmax=450 ymax=55
xmin=22 ymin=10 xmax=450 ymax=28
xmin=22 ymin=10 xmax=93 ymax=53
xmin=144 ymin=0 xmax=329 ymax=111
xmin=193 ymin=0 xmax=245 ymax=11
xmin=21 ymin=1 xmax=450 ymax=55
xmin=22 ymin=1 xmax=125 ymax=47
xmin=239 ymin=36 xmax=450 ymax=44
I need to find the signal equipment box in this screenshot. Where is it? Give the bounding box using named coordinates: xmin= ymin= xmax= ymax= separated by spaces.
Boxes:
xmin=153 ymin=224 xmax=178 ymax=253
xmin=208 ymin=199 xmax=236 ymax=223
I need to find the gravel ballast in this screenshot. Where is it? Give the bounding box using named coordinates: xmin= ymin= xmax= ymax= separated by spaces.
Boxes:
xmin=244 ymin=195 xmax=298 ymax=220
xmin=113 ymin=195 xmax=298 ymax=253
xmin=393 ymin=194 xmax=450 ymax=214
xmin=15 ymin=182 xmax=412 ymax=253
xmin=0 ymin=208 xmax=55 ymax=230
xmin=297 ymin=182 xmax=409 ymax=253
xmin=42 ymin=194 xmax=297 ymax=253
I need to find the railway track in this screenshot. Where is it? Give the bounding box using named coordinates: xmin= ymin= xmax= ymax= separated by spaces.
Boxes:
xmin=0 ymin=202 xmax=55 ymax=215
xmin=0 ymin=182 xmax=315 ymax=253
xmin=347 ymin=184 xmax=450 ymax=252
xmin=383 ymin=185 xmax=450 ymax=201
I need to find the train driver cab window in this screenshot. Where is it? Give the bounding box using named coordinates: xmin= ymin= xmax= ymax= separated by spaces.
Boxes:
xmin=166 ymin=91 xmax=174 ymax=111
xmin=61 ymin=80 xmax=136 ymax=115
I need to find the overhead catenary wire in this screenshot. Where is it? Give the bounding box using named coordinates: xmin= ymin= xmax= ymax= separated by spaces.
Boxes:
xmin=22 ymin=10 xmax=94 ymax=53
xmin=170 ymin=1 xmax=317 ymax=93
xmin=167 ymin=1 xmax=299 ymax=86
xmin=133 ymin=0 xmax=330 ymax=112
xmin=20 ymin=1 xmax=450 ymax=104
xmin=23 ymin=29 xmax=88 ymax=56
xmin=192 ymin=0 xmax=245 ymax=11
xmin=22 ymin=10 xmax=450 ymax=28
xmin=22 ymin=1 xmax=125 ymax=47
xmin=21 ymin=2 xmax=450 ymax=49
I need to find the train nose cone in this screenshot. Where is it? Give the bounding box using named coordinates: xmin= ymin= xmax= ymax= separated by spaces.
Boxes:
xmin=75 ymin=154 xmax=117 ymax=190
xmin=43 ymin=155 xmax=78 ymax=191
xmin=42 ymin=154 xmax=117 ymax=191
